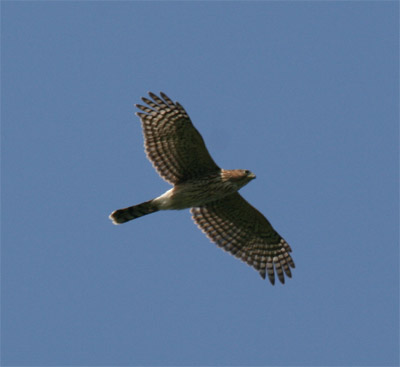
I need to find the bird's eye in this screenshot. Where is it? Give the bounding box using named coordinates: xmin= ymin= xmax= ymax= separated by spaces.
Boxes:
xmin=244 ymin=170 xmax=250 ymax=175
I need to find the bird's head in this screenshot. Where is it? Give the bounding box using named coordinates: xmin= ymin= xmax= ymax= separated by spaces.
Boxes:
xmin=221 ymin=169 xmax=256 ymax=190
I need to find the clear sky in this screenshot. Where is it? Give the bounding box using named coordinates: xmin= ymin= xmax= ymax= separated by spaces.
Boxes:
xmin=2 ymin=2 xmax=398 ymax=366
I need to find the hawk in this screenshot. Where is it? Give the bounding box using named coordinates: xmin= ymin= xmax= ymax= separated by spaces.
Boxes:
xmin=109 ymin=92 xmax=295 ymax=285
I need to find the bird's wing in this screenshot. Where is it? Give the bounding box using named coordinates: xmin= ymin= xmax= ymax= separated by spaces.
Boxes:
xmin=136 ymin=92 xmax=220 ymax=185
xmin=191 ymin=193 xmax=295 ymax=285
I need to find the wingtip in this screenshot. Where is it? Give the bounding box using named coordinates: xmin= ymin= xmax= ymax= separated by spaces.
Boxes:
xmin=269 ymin=278 xmax=275 ymax=286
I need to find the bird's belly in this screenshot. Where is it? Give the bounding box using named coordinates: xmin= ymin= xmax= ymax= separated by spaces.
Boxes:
xmin=154 ymin=182 xmax=234 ymax=210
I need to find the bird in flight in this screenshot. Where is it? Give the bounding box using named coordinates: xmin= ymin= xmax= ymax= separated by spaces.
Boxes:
xmin=109 ymin=92 xmax=295 ymax=285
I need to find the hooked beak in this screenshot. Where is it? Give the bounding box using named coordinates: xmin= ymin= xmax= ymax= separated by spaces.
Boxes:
xmin=248 ymin=172 xmax=256 ymax=179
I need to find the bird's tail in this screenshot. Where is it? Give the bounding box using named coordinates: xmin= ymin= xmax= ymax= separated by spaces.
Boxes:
xmin=109 ymin=200 xmax=159 ymax=224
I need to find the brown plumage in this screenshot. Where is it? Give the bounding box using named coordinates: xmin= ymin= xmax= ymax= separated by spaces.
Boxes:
xmin=109 ymin=92 xmax=295 ymax=285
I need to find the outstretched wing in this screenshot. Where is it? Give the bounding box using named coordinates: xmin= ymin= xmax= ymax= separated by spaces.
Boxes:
xmin=136 ymin=92 xmax=220 ymax=185
xmin=191 ymin=193 xmax=295 ymax=285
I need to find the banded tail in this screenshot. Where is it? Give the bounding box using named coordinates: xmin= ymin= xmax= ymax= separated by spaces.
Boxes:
xmin=109 ymin=200 xmax=159 ymax=224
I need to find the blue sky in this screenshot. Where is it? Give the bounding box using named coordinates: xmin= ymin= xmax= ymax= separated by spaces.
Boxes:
xmin=2 ymin=2 xmax=398 ymax=366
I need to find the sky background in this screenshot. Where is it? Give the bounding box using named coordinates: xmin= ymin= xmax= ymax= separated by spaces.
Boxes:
xmin=2 ymin=2 xmax=398 ymax=366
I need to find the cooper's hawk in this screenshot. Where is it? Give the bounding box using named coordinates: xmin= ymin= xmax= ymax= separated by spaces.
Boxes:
xmin=109 ymin=92 xmax=295 ymax=285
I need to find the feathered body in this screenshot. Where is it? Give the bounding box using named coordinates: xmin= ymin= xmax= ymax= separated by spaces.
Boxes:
xmin=110 ymin=169 xmax=254 ymax=219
